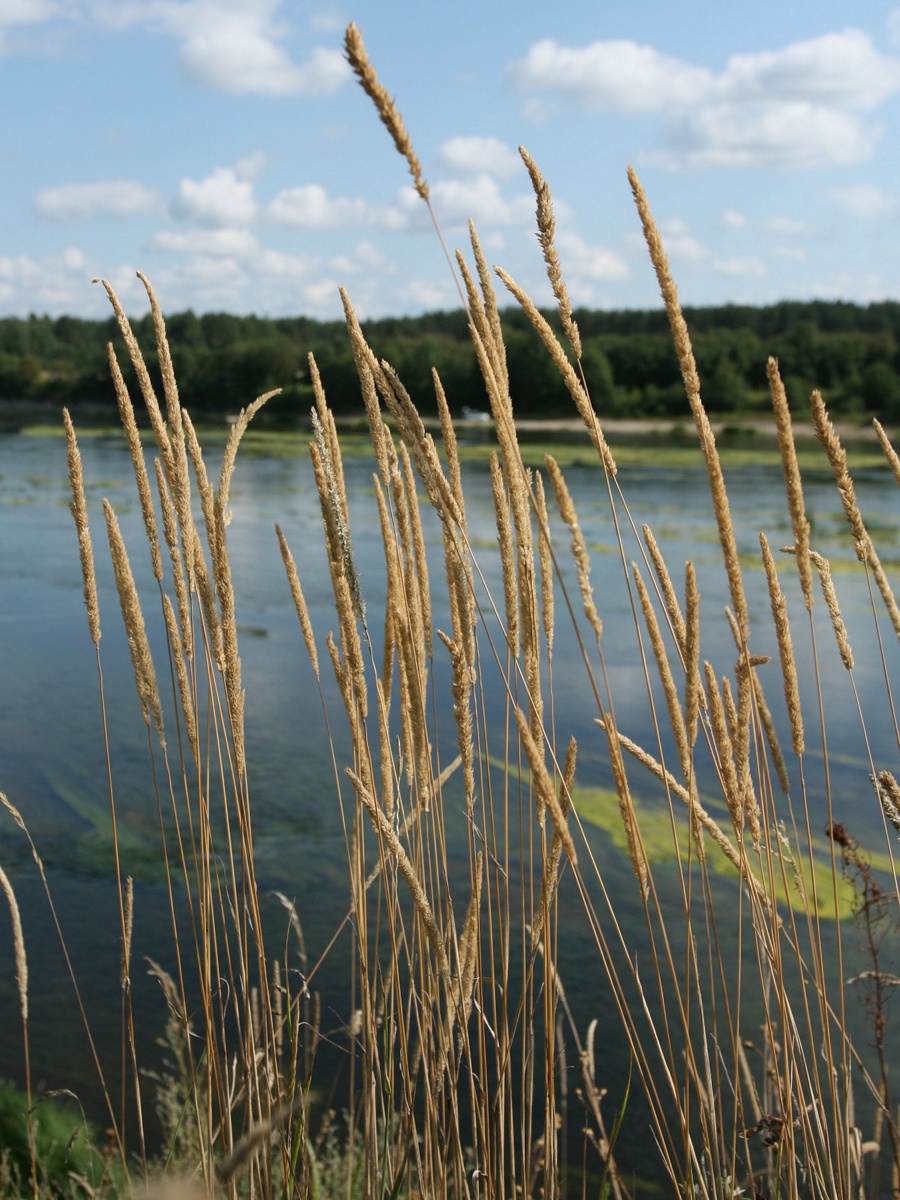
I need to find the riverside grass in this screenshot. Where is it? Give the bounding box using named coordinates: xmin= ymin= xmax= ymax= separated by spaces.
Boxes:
xmin=1 ymin=30 xmax=899 ymax=1200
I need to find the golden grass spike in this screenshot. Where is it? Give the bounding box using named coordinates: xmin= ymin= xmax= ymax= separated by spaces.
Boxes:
xmin=0 ymin=864 xmax=27 ymax=1022
xmin=154 ymin=459 xmax=193 ymax=661
xmin=490 ymin=452 xmax=520 ymax=659
xmin=873 ymin=418 xmax=900 ymax=484
xmin=433 ymin=369 xmax=465 ymax=527
xmin=469 ymin=220 xmax=509 ymax=392
xmin=121 ymin=876 xmax=133 ymax=990
xmin=535 ymin=470 xmax=555 ymax=656
xmin=877 ymin=771 xmax=900 ymax=835
xmin=103 ymin=498 xmax=165 ymax=743
xmin=437 ymin=629 xmax=475 ymax=813
xmin=760 ymin=532 xmax=804 ymax=758
xmin=811 ymin=388 xmax=900 ymax=641
xmin=162 ymin=593 xmax=198 ymax=764
xmin=495 ymin=265 xmax=617 ymax=475
xmin=344 ymin=22 xmax=429 ymax=201
xmin=629 ymin=167 xmax=749 ymax=643
xmin=768 ymin=357 xmax=812 ymax=610
xmin=275 ymin=525 xmax=319 ymax=680
xmin=401 ymin=441 xmax=432 ymax=658
xmin=702 ymin=664 xmax=742 ymax=829
xmin=632 ymin=563 xmax=690 ymax=779
xmin=750 ymin=668 xmax=791 ymax=800
xmin=95 ymin=278 xmax=174 ymax=480
xmin=346 ymin=768 xmax=449 ymax=978
xmin=218 ymin=389 xmax=279 ymax=527
xmin=519 ymin=146 xmax=581 ymax=359
xmin=545 ymin=456 xmax=602 ymax=644
xmin=684 ymin=562 xmax=700 ymax=747
xmin=108 ymin=345 xmax=163 ymax=583
xmin=808 ymin=548 xmax=854 ymax=671
xmin=63 ymin=408 xmax=100 ymax=647
xmin=642 ymin=525 xmax=687 ymax=655
xmin=514 ymin=706 xmax=578 ymax=866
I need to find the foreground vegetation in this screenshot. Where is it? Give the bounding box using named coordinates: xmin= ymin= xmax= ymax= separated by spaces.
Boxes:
xmin=2 ymin=21 xmax=900 ymax=1200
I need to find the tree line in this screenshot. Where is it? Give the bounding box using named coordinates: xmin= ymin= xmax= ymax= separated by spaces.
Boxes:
xmin=2 ymin=298 xmax=900 ymax=422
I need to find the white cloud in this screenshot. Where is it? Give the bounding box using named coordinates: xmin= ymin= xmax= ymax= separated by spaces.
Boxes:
xmin=720 ymin=210 xmax=746 ymax=229
xmin=33 ymin=179 xmax=161 ymax=220
xmin=171 ymin=162 xmax=258 ymax=227
xmin=661 ymin=102 xmax=874 ymax=170
xmin=92 ymin=0 xmax=349 ymax=96
xmin=509 ymin=28 xmax=900 ymax=171
xmin=150 ymin=228 xmax=261 ymax=257
xmin=438 ymin=136 xmax=522 ymax=178
xmin=831 ymin=183 xmax=897 ymax=219
xmin=712 ymin=255 xmax=766 ymax=277
xmin=268 ymin=184 xmax=371 ymax=229
xmin=557 ymin=233 xmax=629 ymax=280
xmin=509 ymin=38 xmax=710 ymax=113
xmin=429 ymin=176 xmax=535 ymax=227
xmin=762 ymin=215 xmax=809 ymax=236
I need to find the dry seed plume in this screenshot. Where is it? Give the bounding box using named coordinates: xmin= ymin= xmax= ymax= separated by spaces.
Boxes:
xmin=63 ymin=409 xmax=100 ymax=647
xmin=760 ymin=533 xmax=804 ymax=758
xmin=344 ymin=22 xmax=429 ymax=201
xmin=0 ymin=864 xmax=27 ymax=1021
xmin=103 ymin=499 xmax=165 ymax=743
xmin=768 ymin=357 xmax=812 ymax=610
xmin=519 ymin=146 xmax=581 ymax=359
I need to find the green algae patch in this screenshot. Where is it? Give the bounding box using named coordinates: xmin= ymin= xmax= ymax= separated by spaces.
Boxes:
xmin=571 ymin=781 xmax=860 ymax=920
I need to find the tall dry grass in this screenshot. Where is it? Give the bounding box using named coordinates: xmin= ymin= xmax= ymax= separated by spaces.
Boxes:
xmin=1 ymin=21 xmax=899 ymax=1200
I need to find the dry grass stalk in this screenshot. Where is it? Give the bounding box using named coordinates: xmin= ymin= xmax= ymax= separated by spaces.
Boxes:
xmin=275 ymin=525 xmax=319 ymax=680
xmin=311 ymin=409 xmax=364 ymax=622
xmin=346 ymin=769 xmax=449 ymax=978
xmin=873 ymin=418 xmax=900 ymax=484
xmin=162 ymin=593 xmax=198 ymax=764
xmin=514 ymin=706 xmax=578 ymax=866
xmin=433 ymin=369 xmax=465 ymax=527
xmin=545 ymin=455 xmax=602 ymax=644
xmin=533 ymin=737 xmax=578 ymax=943
xmin=344 ymin=23 xmax=429 ymax=201
xmin=750 ymin=668 xmax=791 ymax=799
xmin=121 ymin=875 xmax=134 ymax=990
xmin=108 ymin=345 xmax=164 ymax=582
xmin=633 ymin=562 xmax=691 ymax=781
xmin=760 ymin=532 xmax=804 ymax=758
xmin=103 ymin=498 xmax=165 ymax=743
xmin=768 ymin=357 xmax=812 ymax=610
xmin=535 ymin=471 xmax=555 ymax=656
xmin=400 ymin=441 xmax=433 ymax=657
xmin=702 ymin=664 xmax=743 ymax=830
xmin=684 ymin=563 xmax=701 ymax=747
xmin=218 ymin=389 xmax=278 ymax=527
xmin=455 ymin=249 xmax=499 ymax=392
xmin=155 ymin=458 xmax=193 ymax=662
xmin=0 ymin=863 xmax=27 ymax=1021
xmin=437 ymin=629 xmax=475 ymax=812
xmin=491 ymin=452 xmax=520 ymax=658
xmin=811 ymin=389 xmax=900 ymax=641
xmin=807 ymin=548 xmax=855 ymax=671
xmin=495 ymin=266 xmax=616 ymax=475
xmin=628 ymin=168 xmax=749 ymax=643
xmin=599 ymin=714 xmax=648 ymax=898
xmin=63 ymin=408 xmax=101 ymax=647
xmin=519 ymin=146 xmax=581 ymax=359
xmin=468 ymin=221 xmax=509 ymax=393
xmin=391 ymin=451 xmax=427 ymax=675
xmin=877 ymin=771 xmax=900 ymax=835
xmin=642 ymin=525 xmax=687 ymax=655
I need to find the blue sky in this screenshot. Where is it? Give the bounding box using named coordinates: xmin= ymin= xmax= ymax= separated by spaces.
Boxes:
xmin=3 ymin=0 xmax=900 ymax=320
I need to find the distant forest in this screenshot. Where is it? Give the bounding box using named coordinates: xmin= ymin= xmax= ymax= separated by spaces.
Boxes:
xmin=3 ymin=299 xmax=900 ymax=422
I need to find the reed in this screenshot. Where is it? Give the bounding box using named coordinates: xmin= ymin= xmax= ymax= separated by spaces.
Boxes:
xmin=1 ymin=26 xmax=899 ymax=1200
